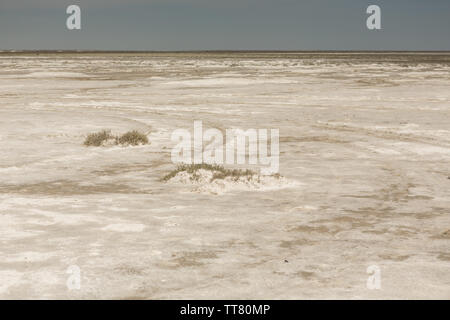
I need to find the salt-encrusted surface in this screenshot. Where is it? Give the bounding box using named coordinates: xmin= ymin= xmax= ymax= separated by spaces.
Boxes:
xmin=0 ymin=52 xmax=449 ymax=299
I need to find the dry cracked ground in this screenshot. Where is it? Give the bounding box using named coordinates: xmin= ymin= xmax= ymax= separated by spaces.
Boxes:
xmin=0 ymin=52 xmax=449 ymax=299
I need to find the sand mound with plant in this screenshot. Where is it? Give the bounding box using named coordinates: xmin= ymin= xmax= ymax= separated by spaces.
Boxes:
xmin=163 ymin=164 xmax=298 ymax=194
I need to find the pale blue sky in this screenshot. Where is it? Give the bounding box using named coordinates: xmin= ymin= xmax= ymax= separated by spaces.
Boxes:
xmin=1 ymin=0 xmax=449 ymax=51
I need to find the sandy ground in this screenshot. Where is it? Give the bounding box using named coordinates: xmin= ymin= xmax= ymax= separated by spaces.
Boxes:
xmin=0 ymin=52 xmax=449 ymax=299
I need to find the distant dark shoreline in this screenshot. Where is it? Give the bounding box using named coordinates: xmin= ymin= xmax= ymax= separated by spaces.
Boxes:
xmin=1 ymin=50 xmax=450 ymax=54
xmin=2 ymin=51 xmax=450 ymax=64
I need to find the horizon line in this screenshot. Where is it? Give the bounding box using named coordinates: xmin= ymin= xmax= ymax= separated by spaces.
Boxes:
xmin=2 ymin=49 xmax=450 ymax=54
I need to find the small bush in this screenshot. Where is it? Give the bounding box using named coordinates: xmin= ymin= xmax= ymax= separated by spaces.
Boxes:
xmin=116 ymin=130 xmax=149 ymax=146
xmin=83 ymin=130 xmax=149 ymax=147
xmin=84 ymin=130 xmax=115 ymax=147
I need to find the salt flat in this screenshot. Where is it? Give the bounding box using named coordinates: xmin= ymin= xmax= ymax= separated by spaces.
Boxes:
xmin=0 ymin=52 xmax=449 ymax=299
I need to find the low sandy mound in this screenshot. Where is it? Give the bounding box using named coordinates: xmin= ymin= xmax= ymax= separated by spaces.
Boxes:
xmin=163 ymin=164 xmax=297 ymax=194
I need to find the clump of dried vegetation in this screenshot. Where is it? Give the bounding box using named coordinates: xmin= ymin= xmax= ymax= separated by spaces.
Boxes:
xmin=83 ymin=130 xmax=115 ymax=147
xmin=84 ymin=130 xmax=148 ymax=147
xmin=116 ymin=130 xmax=149 ymax=146
xmin=162 ymin=163 xmax=257 ymax=182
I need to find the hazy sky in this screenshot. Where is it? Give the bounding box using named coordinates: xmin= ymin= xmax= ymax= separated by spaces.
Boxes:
xmin=1 ymin=0 xmax=449 ymax=51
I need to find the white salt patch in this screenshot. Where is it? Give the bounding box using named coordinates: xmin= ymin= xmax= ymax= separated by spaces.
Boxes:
xmin=103 ymin=206 xmax=129 ymax=212
xmin=0 ymin=229 xmax=41 ymax=240
xmin=359 ymin=144 xmax=402 ymax=155
xmin=0 ymin=214 xmax=44 ymax=240
xmin=0 ymin=166 xmax=22 ymax=173
xmin=27 ymin=209 xmax=101 ymax=225
xmin=292 ymin=205 xmax=319 ymax=211
xmin=21 ymin=72 xmax=88 ymax=78
xmin=163 ymin=77 xmax=297 ymax=87
xmin=410 ymin=145 xmax=450 ymax=155
xmin=102 ymin=224 xmax=146 ymax=233
xmin=6 ymin=251 xmax=55 ymax=263
xmin=389 ymin=142 xmax=450 ymax=155
xmin=0 ymin=270 xmax=24 ymax=294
